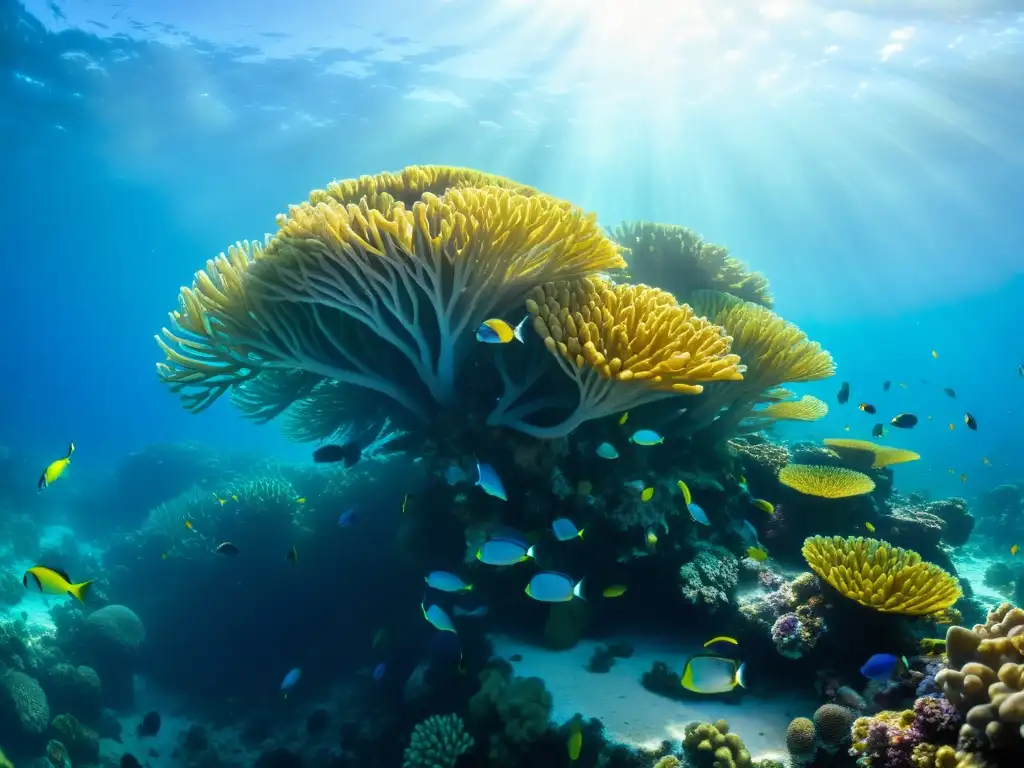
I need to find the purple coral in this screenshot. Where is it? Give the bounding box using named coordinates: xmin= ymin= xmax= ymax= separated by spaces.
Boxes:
xmin=771 ymin=613 xmax=808 ymax=659
xmin=911 ymin=696 xmax=962 ymax=741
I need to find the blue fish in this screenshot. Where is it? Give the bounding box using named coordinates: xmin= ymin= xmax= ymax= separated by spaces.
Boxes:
xmin=476 ymin=316 xmax=528 ymax=344
xmin=629 ymin=429 xmax=664 ymax=446
xmin=860 ymin=653 xmax=901 ymax=681
xmin=280 ymin=667 xmax=301 ymax=691
xmin=525 ymin=572 xmax=585 ymax=602
xmin=373 ymin=661 xmax=387 ymax=681
xmin=425 ymin=571 xmax=472 ymax=592
xmin=422 ymin=602 xmax=457 ymax=633
xmin=595 ymin=442 xmax=619 ymax=460
xmin=688 ymin=502 xmax=711 ymax=526
xmin=551 ymin=518 xmax=584 ymax=542
xmin=475 ymin=460 xmax=507 ymax=501
xmin=338 ymin=509 xmax=358 ymax=527
xmin=453 ymin=604 xmax=489 ymax=618
xmin=476 ymin=538 xmax=532 ymax=565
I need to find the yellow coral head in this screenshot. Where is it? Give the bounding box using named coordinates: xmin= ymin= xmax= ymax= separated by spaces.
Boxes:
xmin=802 ymin=535 xmax=962 ymax=616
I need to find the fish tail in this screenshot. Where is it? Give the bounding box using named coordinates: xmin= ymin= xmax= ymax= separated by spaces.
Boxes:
xmin=526 ymin=545 xmax=537 ymax=559
xmin=69 ymin=580 xmax=94 ymax=603
xmin=37 ymin=472 xmax=46 ymax=492
xmin=513 ymin=315 xmax=529 ymax=343
xmin=577 ymin=528 xmax=585 ymax=540
xmin=736 ymin=662 xmax=747 ymax=689
xmin=573 ymin=578 xmax=586 ymax=601
xmin=66 ymin=441 xmax=75 ymax=459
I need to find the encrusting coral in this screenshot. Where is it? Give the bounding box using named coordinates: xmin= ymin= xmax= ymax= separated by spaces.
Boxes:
xmin=402 ymin=713 xmax=474 ymax=768
xmin=682 ymin=719 xmax=752 ymax=768
xmin=679 ymin=546 xmax=739 ymax=611
xmin=779 ymin=464 xmax=876 ymax=499
xmin=802 ymin=536 xmax=961 ymax=617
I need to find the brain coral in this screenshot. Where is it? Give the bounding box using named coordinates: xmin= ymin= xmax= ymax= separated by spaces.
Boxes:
xmin=86 ymin=605 xmax=146 ymax=657
xmin=813 ymin=703 xmax=856 ymax=748
xmin=786 ymin=717 xmax=816 ymax=760
xmin=0 ymin=669 xmax=51 ymax=735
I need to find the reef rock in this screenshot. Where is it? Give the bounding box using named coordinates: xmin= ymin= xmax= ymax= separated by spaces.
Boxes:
xmin=0 ymin=669 xmax=51 ymax=737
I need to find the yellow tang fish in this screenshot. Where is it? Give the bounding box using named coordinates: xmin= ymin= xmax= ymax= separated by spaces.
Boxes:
xmin=746 ymin=546 xmax=768 ymax=562
xmin=677 ymin=480 xmax=692 ymax=506
xmin=641 ymin=487 xmax=654 ymax=502
xmin=603 ymin=585 xmax=628 ymax=598
xmin=1012 ymin=544 xmax=1019 ymax=557
xmin=567 ymin=718 xmax=583 ymax=761
xmin=751 ymin=499 xmax=774 ymax=515
xmin=931 ymin=350 xmax=939 ymax=359
xmin=866 ymin=522 xmax=876 ymax=533
xmin=296 ymin=497 xmax=306 ymax=504
xmin=38 ymin=441 xmax=75 ymax=491
xmin=231 ymin=494 xmax=239 ymax=501
xmin=960 ymin=474 xmax=967 ymax=483
xmin=618 ymin=411 xmax=629 ymax=426
xmin=644 ymin=526 xmax=658 ymax=550
xmin=23 ymin=566 xmax=93 ymax=603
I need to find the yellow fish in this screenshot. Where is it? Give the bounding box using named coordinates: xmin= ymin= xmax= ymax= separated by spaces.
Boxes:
xmin=931 ymin=350 xmax=939 ymax=359
xmin=603 ymin=585 xmax=628 ymax=598
xmin=567 ymin=719 xmax=583 ymax=761
xmin=38 ymin=441 xmax=75 ymax=491
xmin=217 ymin=497 xmax=226 ymax=506
xmin=751 ymin=499 xmax=774 ymax=515
xmin=641 ymin=487 xmax=654 ymax=502
xmin=185 ymin=520 xmax=194 ymax=531
xmin=983 ymin=457 xmax=991 ymax=466
xmin=866 ymin=522 xmax=876 ymax=533
xmin=476 ymin=317 xmax=527 ymax=344
xmin=231 ymin=494 xmax=239 ymax=501
xmin=1012 ymin=544 xmax=1019 ymax=557
xmin=645 ymin=527 xmax=658 ymax=550
xmin=618 ymin=411 xmax=629 ymax=425
xmin=23 ymin=566 xmax=93 ymax=603
xmin=296 ymin=497 xmax=306 ymax=504
xmin=960 ymin=474 xmax=967 ymax=483
xmin=746 ymin=546 xmax=768 ymax=562
xmin=703 ymin=635 xmax=739 ymax=648
xmin=677 ymin=480 xmax=692 ymax=506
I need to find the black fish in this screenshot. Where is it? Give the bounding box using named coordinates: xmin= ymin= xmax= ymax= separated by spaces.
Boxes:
xmin=137 ymin=710 xmax=161 ymax=737
xmin=965 ymin=413 xmax=978 ymax=431
xmin=943 ymin=388 xmax=956 ymax=398
xmin=872 ymin=423 xmax=884 ymax=438
xmin=890 ymin=413 xmax=918 ymax=429
xmin=215 ymin=542 xmax=240 ymax=556
xmin=883 ymin=380 xmax=891 ymax=391
xmin=859 ymin=403 xmax=876 ymax=414
xmin=837 ymin=382 xmax=850 ymax=404
xmin=121 ymin=756 xmax=142 ymax=768
xmin=312 ymin=441 xmax=362 ymax=468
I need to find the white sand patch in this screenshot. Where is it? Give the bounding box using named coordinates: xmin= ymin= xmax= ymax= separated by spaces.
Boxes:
xmin=490 ymin=634 xmax=812 ymax=760
xmin=951 ymin=551 xmax=1012 ymax=610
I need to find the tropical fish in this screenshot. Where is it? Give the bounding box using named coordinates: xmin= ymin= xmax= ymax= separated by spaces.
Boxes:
xmin=1012 ymin=544 xmax=1019 ymax=556
xmin=964 ymin=413 xmax=977 ymax=430
xmin=860 ymin=653 xmax=901 ymax=680
xmin=688 ymin=502 xmax=711 ymax=526
xmin=740 ymin=520 xmax=759 ymax=545
xmin=641 ymin=487 xmax=655 ymax=502
xmin=215 ymin=496 xmax=227 ymax=506
xmin=751 ymin=499 xmax=774 ymax=515
xmin=525 ymin=572 xmax=585 ymax=602
xmin=476 ymin=539 xmax=531 ymax=565
xmin=932 ymin=350 xmax=939 ymax=358
xmin=883 ymin=380 xmax=891 ymax=391
xmin=948 ymin=423 xmax=956 ymax=431
xmin=373 ymin=661 xmax=387 ymax=680
xmin=475 ymin=460 xmax=507 ymax=501
xmin=568 ymin=718 xmax=583 ymax=761
xmin=552 ymin=518 xmax=584 ymax=542
xmin=231 ymin=494 xmax=238 ymax=502
xmin=296 ymin=497 xmax=306 ymax=504
xmin=421 ymin=602 xmax=456 ymax=632
xmin=943 ymin=388 xmax=956 ymax=398
xmin=960 ymin=473 xmax=967 ymax=483
xmin=476 ymin=316 xmax=528 ymax=344
xmin=215 ymin=542 xmax=240 ymax=556
xmin=618 ymin=411 xmax=629 ymax=425
xmin=983 ymin=457 xmax=991 ymax=466
xmin=595 ymin=442 xmax=619 ymax=459
xmin=843 ymin=425 xmax=850 ymax=431
xmin=837 ymin=382 xmax=850 ymax=404
xmin=629 ymin=429 xmax=664 ymax=446
xmin=22 ymin=566 xmax=92 ymax=603
xmin=286 ymin=545 xmax=298 ymax=563
xmin=858 ymin=403 xmax=876 ymax=414
xmin=425 ymin=571 xmax=472 ymax=592
xmin=677 ymin=480 xmax=692 ymax=506
xmin=872 ymin=423 xmax=884 ymax=438
xmin=453 ymin=605 xmax=489 ymax=618
xmin=38 ymin=441 xmax=74 ymax=491
xmin=890 ymin=413 xmax=918 ymax=429
xmin=337 ymin=509 xmax=358 ymax=527
xmin=185 ymin=520 xmax=194 ymax=531
xmin=866 ymin=522 xmax=876 ymax=533
xmin=644 ymin=526 xmax=658 ymax=550
xmin=312 ymin=441 xmax=362 ymax=468
xmin=746 ymin=546 xmax=768 ymax=562
xmin=280 ymin=668 xmax=302 ymax=690
xmin=602 ymin=585 xmax=627 ymax=598
xmin=680 ymin=655 xmax=746 ymax=694
xmin=703 ymin=636 xmax=739 ymax=648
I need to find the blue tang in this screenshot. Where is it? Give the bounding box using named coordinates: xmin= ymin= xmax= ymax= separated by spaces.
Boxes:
xmin=595 ymin=442 xmax=619 ymax=459
xmin=525 ymin=572 xmax=585 ymax=602
xmin=280 ymin=667 xmax=301 ymax=691
xmin=681 ymin=655 xmax=746 ymax=694
xmin=860 ymin=653 xmax=901 ymax=681
xmin=629 ymin=429 xmax=664 ymax=446
xmin=551 ymin=518 xmax=584 ymax=542
xmin=422 ymin=602 xmax=456 ymax=633
xmin=425 ymin=571 xmax=472 ymax=592
xmin=688 ymin=502 xmax=711 ymax=526
xmin=476 ymin=539 xmax=532 ymax=565
xmin=475 ymin=460 xmax=507 ymax=501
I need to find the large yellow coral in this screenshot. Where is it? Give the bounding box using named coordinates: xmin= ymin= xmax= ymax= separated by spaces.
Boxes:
xmin=802 ymin=536 xmax=962 ymax=616
xmin=750 ymin=394 xmax=829 ymax=422
xmin=614 ymin=222 xmax=772 ymax=307
xmin=822 ymin=438 xmax=921 ymax=469
xmin=779 ymin=464 xmax=876 ymax=498
xmin=487 ymin=277 xmax=744 ymax=437
xmin=157 ymin=183 xmax=624 ymax=422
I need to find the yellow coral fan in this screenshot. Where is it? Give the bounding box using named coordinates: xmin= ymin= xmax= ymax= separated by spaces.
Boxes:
xmin=309 ymin=164 xmax=540 ymax=211
xmin=614 ymin=223 xmax=773 ymax=307
xmin=779 ymin=465 xmax=876 ymax=498
xmin=822 ymin=438 xmax=921 ymax=469
xmin=157 ymin=184 xmax=624 ymax=420
xmin=758 ymin=387 xmax=796 ymax=402
xmin=500 ymin=278 xmax=744 ymax=438
xmin=802 ymin=536 xmax=962 ymax=616
xmin=753 ymin=395 xmax=829 ymax=422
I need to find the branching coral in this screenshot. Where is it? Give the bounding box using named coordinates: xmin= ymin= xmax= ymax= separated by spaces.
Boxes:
xmin=682 ymin=719 xmax=752 ymax=768
xmin=156 ymin=180 xmax=624 ymax=421
xmin=613 ymin=222 xmax=773 ymax=307
xmin=679 ymin=546 xmax=739 ymax=611
xmin=489 ymin=277 xmax=744 ymax=437
xmin=802 ymin=536 xmax=962 ymax=616
xmin=403 ymin=713 xmax=474 ymax=768
xmin=779 ymin=464 xmax=876 ymax=499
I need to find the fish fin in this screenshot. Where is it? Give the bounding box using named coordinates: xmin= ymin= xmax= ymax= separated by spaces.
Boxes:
xmin=513 ymin=315 xmax=529 ymax=343
xmin=526 ymin=545 xmax=536 ymax=559
xmin=573 ymin=578 xmax=586 ymax=600
xmin=37 ymin=471 xmax=46 ymax=491
xmin=69 ymin=580 xmax=94 ymax=603
xmin=736 ymin=661 xmax=747 ymax=689
xmin=66 ymin=441 xmax=75 ymax=459
xmin=577 ymin=528 xmax=585 ymax=540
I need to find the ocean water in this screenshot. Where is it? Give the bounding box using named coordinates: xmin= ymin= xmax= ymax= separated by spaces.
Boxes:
xmin=1 ymin=1 xmax=1024 ymax=767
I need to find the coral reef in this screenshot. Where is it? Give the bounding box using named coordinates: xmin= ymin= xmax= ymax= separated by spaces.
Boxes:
xmin=468 ymin=664 xmax=552 ymax=766
xmin=850 ymin=697 xmax=963 ymax=767
xmin=786 ymin=717 xmax=816 ymax=763
xmin=779 ymin=465 xmax=876 ymax=499
xmin=0 ymin=669 xmax=50 ymax=737
xmin=739 ymin=572 xmax=826 ymax=659
xmin=679 ymin=546 xmax=739 ymax=611
xmin=403 ymin=713 xmax=474 ymax=768
xmin=50 ymin=712 xmax=100 ymax=765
